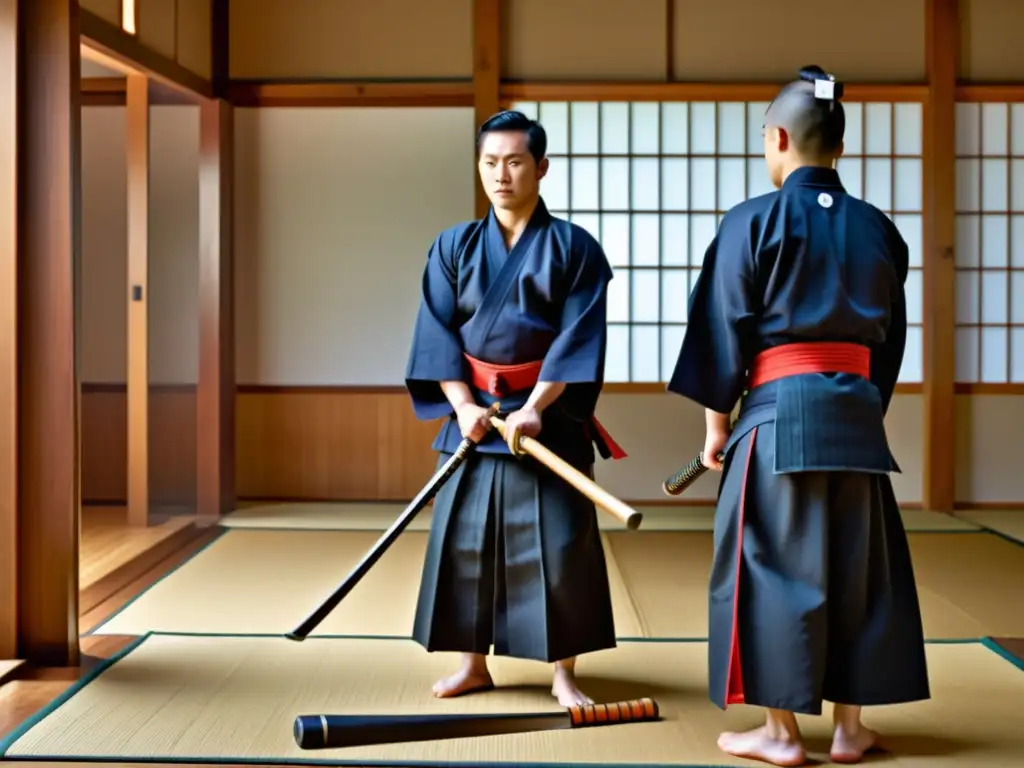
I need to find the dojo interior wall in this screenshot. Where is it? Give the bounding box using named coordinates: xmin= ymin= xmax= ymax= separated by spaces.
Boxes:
xmin=77 ymin=0 xmax=1024 ymax=509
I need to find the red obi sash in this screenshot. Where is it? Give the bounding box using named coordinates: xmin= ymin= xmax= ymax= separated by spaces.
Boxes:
xmin=747 ymin=341 xmax=871 ymax=389
xmin=463 ymin=353 xmax=627 ymax=460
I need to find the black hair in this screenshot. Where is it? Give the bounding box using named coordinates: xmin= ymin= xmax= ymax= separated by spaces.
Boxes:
xmin=764 ymin=65 xmax=846 ymax=157
xmin=476 ymin=110 xmax=547 ymax=164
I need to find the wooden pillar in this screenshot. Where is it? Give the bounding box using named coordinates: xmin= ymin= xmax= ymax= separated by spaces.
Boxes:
xmin=1 ymin=0 xmax=81 ymax=666
xmin=196 ymin=98 xmax=235 ymax=523
xmin=472 ymin=0 xmax=501 ymax=219
xmin=922 ymin=0 xmax=958 ymax=513
xmin=0 ymin=0 xmax=17 ymax=662
xmin=126 ymin=72 xmax=150 ymax=527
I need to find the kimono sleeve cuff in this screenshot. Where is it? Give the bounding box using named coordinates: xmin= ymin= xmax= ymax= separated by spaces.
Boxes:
xmin=404 ymin=352 xmax=469 ymax=421
xmin=537 ymin=350 xmax=602 ymax=385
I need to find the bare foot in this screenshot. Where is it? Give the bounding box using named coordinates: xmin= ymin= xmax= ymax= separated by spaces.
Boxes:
xmin=716 ymin=726 xmax=807 ymax=767
xmin=830 ymin=724 xmax=878 ymax=764
xmin=431 ymin=659 xmax=494 ymax=698
xmin=551 ymin=666 xmax=593 ymax=707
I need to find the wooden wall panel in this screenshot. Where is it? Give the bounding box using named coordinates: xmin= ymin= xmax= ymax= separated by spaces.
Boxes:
xmin=672 ymin=0 xmax=926 ymax=82
xmin=958 ymin=0 xmax=1024 ymax=81
xmin=501 ymin=0 xmax=666 ymax=81
xmin=81 ymin=389 xmax=437 ymax=504
xmin=228 ymin=0 xmax=472 ymax=80
xmin=175 ymin=0 xmax=211 ymax=79
xmin=235 ymin=390 xmax=441 ymax=500
xmin=149 ymin=388 xmax=197 ymax=508
xmin=79 ymin=0 xmax=120 ymax=26
xmin=80 ymin=389 xmax=128 ymax=502
xmin=496 ymin=0 xmax=926 ymax=82
xmin=81 ymin=385 xmax=196 ymax=508
xmin=137 ymin=0 xmax=176 ymax=58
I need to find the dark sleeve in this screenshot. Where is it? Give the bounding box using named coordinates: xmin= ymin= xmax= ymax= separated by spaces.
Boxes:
xmin=537 ymin=231 xmax=614 ymax=385
xmin=666 ymin=209 xmax=759 ymax=414
xmin=869 ymin=223 xmax=909 ymax=414
xmin=404 ymin=229 xmax=469 ymax=420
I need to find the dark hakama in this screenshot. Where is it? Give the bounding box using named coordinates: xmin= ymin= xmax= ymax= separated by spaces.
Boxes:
xmin=404 ymin=198 xmax=620 ymax=662
xmin=413 ymin=451 xmax=616 ymax=662
xmin=669 ymin=166 xmax=931 ymax=715
xmin=710 ymin=420 xmax=930 ymax=714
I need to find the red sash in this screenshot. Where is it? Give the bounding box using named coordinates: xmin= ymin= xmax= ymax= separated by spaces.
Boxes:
xmin=463 ymin=353 xmax=627 ymax=460
xmin=746 ymin=342 xmax=871 ymax=389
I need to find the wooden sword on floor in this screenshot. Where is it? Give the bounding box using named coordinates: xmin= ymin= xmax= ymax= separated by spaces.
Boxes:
xmin=293 ymin=698 xmax=662 ymax=749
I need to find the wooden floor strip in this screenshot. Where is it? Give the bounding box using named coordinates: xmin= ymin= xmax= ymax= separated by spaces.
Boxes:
xmin=79 ymin=522 xmax=211 ymax=615
xmin=0 ymin=660 xmax=25 ymax=686
xmin=79 ymin=507 xmax=195 ymax=589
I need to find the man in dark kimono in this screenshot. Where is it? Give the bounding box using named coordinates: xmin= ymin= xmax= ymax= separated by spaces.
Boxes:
xmin=404 ymin=110 xmax=626 ymax=707
xmin=667 ymin=66 xmax=930 ymax=767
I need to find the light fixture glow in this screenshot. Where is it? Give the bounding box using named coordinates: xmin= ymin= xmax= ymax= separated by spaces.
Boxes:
xmin=121 ymin=0 xmax=137 ymax=35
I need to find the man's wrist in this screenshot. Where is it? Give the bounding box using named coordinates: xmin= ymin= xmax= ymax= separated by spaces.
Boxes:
xmin=441 ymin=380 xmax=475 ymax=412
xmin=705 ymin=408 xmax=731 ymax=433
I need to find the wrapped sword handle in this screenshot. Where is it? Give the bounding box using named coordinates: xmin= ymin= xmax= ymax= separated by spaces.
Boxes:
xmin=567 ymin=697 xmax=660 ymax=727
xmin=662 ymin=451 xmax=724 ymax=496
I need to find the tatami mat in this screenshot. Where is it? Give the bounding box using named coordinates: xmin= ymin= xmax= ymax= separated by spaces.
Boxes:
xmin=88 ymin=529 xmax=645 ymax=638
xmin=956 ymin=509 xmax=1024 ymax=544
xmin=606 ymin=530 xmax=1024 ymax=639
xmin=3 ymin=634 xmax=1022 ymax=766
xmin=88 ymin=526 xmax=1024 ymax=640
xmin=223 ymin=502 xmax=981 ymax=533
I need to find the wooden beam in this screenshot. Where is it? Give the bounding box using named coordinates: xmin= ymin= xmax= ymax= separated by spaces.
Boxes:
xmin=15 ymin=0 xmax=81 ymax=666
xmin=922 ymin=0 xmax=958 ymax=513
xmin=219 ymin=80 xmax=929 ymax=109
xmin=126 ymin=73 xmax=149 ymax=527
xmin=956 ymin=83 xmax=1024 ymax=102
xmin=196 ymin=98 xmax=236 ymax=523
xmin=227 ymin=81 xmax=473 ymax=108
xmin=80 ymin=76 xmax=128 ymax=106
xmin=80 ymin=76 xmax=200 ymax=106
xmin=0 ymin=0 xmax=17 ymax=662
xmin=79 ymin=7 xmax=212 ymax=101
xmin=473 ymin=0 xmax=501 ymax=219
xmin=500 ymin=82 xmax=929 ymax=103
